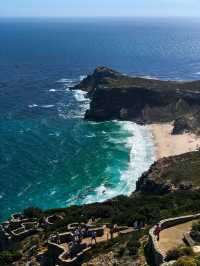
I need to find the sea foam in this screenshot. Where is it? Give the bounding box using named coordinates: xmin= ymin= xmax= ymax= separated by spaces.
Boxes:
xmin=80 ymin=121 xmax=155 ymax=205
xmin=119 ymin=122 xmax=155 ymax=195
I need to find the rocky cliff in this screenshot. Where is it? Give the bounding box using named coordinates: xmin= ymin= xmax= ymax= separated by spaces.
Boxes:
xmin=136 ymin=151 xmax=200 ymax=194
xmin=173 ymin=111 xmax=200 ymax=135
xmin=74 ymin=67 xmax=200 ymax=133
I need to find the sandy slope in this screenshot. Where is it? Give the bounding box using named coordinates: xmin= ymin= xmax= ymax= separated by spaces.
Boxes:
xmin=148 ymin=123 xmax=200 ymax=160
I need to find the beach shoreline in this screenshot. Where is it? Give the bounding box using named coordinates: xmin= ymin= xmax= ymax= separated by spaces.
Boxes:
xmin=148 ymin=123 xmax=200 ymax=160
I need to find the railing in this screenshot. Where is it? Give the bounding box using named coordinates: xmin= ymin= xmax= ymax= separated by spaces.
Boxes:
xmin=148 ymin=213 xmax=200 ymax=266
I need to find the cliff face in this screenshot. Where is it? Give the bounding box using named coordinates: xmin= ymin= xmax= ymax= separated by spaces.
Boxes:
xmin=74 ymin=67 xmax=200 ymax=131
xmin=85 ymin=86 xmax=200 ymax=123
xmin=136 ymin=151 xmax=200 ymax=194
xmin=173 ymin=111 xmax=200 ymax=135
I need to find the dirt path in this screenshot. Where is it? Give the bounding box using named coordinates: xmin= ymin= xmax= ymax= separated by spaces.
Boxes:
xmin=82 ymin=228 xmax=118 ymax=246
xmin=82 ymin=227 xmax=134 ymax=246
xmin=158 ymin=220 xmax=198 ymax=254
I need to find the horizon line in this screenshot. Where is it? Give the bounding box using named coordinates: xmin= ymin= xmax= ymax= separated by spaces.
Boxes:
xmin=0 ymin=15 xmax=200 ymax=19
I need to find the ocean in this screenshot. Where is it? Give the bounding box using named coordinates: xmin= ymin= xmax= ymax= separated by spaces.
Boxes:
xmin=0 ymin=17 xmax=200 ymax=221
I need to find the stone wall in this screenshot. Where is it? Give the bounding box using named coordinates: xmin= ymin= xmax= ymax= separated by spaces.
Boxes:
xmin=148 ymin=213 xmax=200 ymax=266
xmin=47 ymin=241 xmax=64 ymax=265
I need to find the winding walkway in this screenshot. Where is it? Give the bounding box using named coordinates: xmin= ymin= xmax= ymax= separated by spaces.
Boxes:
xmin=79 ymin=227 xmax=134 ymax=246
xmin=158 ymin=220 xmax=197 ymax=254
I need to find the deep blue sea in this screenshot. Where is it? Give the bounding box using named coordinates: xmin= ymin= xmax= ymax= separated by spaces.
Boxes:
xmin=1 ymin=18 xmax=200 ymax=221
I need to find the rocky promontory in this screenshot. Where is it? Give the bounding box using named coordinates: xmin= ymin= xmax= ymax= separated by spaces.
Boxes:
xmin=74 ymin=67 xmax=200 ymax=133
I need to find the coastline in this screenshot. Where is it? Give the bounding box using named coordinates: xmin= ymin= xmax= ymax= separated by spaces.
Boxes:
xmin=148 ymin=123 xmax=200 ymax=160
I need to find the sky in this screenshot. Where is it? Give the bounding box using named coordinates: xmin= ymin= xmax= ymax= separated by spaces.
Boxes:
xmin=0 ymin=0 xmax=200 ymax=18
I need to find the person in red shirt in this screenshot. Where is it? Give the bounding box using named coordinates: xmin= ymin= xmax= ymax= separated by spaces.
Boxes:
xmin=154 ymin=224 xmax=161 ymax=241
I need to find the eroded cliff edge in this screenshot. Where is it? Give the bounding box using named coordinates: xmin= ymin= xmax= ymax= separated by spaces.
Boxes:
xmin=136 ymin=151 xmax=200 ymax=194
xmin=74 ymin=66 xmax=200 ymax=134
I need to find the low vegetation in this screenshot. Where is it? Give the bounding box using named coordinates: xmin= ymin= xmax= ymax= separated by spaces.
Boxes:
xmin=191 ymin=221 xmax=200 ymax=243
xmin=166 ymin=245 xmax=200 ymax=265
xmin=173 ymin=256 xmax=198 ymax=266
xmin=44 ymin=190 xmax=200 ymax=233
xmin=155 ymin=152 xmax=200 ymax=187
xmin=166 ymin=246 xmax=194 ymax=261
xmin=0 ymin=251 xmax=21 ymax=266
xmin=23 ymin=207 xmax=44 ymax=219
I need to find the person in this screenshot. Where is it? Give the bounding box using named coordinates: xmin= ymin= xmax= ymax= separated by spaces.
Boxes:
xmin=56 ymin=232 xmax=60 ymax=244
xmin=74 ymin=228 xmax=80 ymax=242
xmin=81 ymin=228 xmax=86 ymax=238
xmin=114 ymin=224 xmax=118 ymax=233
xmin=133 ymin=220 xmax=138 ymax=229
xmin=140 ymin=220 xmax=145 ymax=229
xmin=110 ymin=225 xmax=114 ymax=239
xmin=85 ymin=225 xmax=89 ymax=237
xmin=105 ymin=225 xmax=109 ymax=240
xmin=154 ymin=224 xmax=161 ymax=241
xmin=138 ymin=220 xmax=144 ymax=230
xmin=78 ymin=226 xmax=82 ymax=241
xmin=91 ymin=231 xmax=97 ymax=244
xmin=102 ymin=190 xmax=106 ymax=195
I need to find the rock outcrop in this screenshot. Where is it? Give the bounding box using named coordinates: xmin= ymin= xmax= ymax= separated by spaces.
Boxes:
xmin=173 ymin=111 xmax=200 ymax=135
xmin=74 ymin=66 xmax=122 ymax=94
xmin=74 ymin=67 xmax=200 ymax=132
xmin=136 ymin=151 xmax=200 ymax=194
xmin=136 ymin=158 xmax=174 ymax=194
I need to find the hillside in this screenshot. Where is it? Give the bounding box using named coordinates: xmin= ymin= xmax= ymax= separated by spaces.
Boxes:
xmin=136 ymin=151 xmax=200 ymax=194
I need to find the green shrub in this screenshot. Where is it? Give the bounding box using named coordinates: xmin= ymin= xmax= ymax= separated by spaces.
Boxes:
xmin=192 ymin=221 xmax=200 ymax=233
xmin=126 ymin=231 xmax=142 ymax=256
xmin=191 ymin=221 xmax=200 ymax=243
xmin=195 ymin=256 xmax=200 ymax=266
xmin=191 ymin=230 xmax=200 ymax=243
xmin=116 ymin=247 xmax=125 ymax=257
xmin=23 ymin=207 xmax=43 ymax=218
xmin=45 ymin=190 xmax=200 ymax=230
xmin=174 ymin=256 xmax=196 ymax=266
xmin=129 ymin=246 xmax=139 ymax=256
xmin=0 ymin=251 xmax=21 ymax=266
xmin=180 ymin=246 xmax=194 ymax=256
xmin=83 ymin=204 xmax=113 ymax=219
xmin=166 ymin=246 xmax=193 ymax=261
xmin=166 ymin=248 xmax=182 ymax=261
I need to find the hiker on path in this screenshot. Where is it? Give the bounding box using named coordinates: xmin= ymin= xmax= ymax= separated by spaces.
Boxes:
xmin=110 ymin=226 xmax=114 ymax=239
xmin=91 ymin=231 xmax=97 ymax=244
xmin=74 ymin=228 xmax=80 ymax=242
xmin=133 ymin=220 xmax=138 ymax=229
xmin=154 ymin=224 xmax=161 ymax=241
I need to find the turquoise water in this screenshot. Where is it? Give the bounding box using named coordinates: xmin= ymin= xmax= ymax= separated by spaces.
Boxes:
xmin=1 ymin=17 xmax=200 ymax=221
xmin=0 ymin=86 xmax=155 ymax=221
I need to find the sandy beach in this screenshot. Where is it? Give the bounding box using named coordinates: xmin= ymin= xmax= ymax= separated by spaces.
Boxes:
xmin=149 ymin=123 xmax=200 ymax=160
